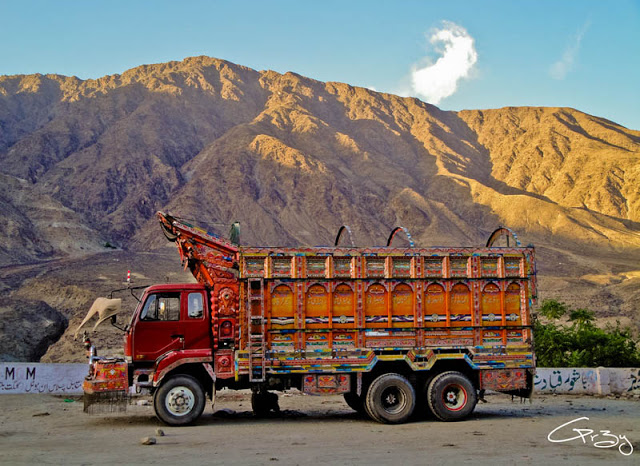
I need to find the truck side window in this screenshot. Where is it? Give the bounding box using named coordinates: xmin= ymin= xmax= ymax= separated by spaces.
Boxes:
xmin=188 ymin=293 xmax=203 ymax=318
xmin=140 ymin=293 xmax=180 ymax=321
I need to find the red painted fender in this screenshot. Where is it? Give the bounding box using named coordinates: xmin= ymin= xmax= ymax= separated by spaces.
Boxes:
xmin=153 ymin=348 xmax=213 ymax=385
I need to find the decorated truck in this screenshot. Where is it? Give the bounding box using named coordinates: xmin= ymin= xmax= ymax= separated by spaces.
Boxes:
xmin=81 ymin=212 xmax=537 ymax=425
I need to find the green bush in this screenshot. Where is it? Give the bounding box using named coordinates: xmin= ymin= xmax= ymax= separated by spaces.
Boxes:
xmin=533 ymin=299 xmax=640 ymax=367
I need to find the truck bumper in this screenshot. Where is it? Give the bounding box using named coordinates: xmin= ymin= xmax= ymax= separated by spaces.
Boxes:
xmin=83 ymin=359 xmax=129 ymax=413
xmin=479 ymin=368 xmax=535 ymax=398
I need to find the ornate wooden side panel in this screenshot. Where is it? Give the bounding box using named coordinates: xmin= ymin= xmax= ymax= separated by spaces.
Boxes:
xmin=235 ymin=248 xmax=535 ymax=377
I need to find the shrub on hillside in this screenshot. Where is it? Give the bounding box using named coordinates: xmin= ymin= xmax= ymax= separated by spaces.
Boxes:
xmin=533 ymin=299 xmax=640 ymax=367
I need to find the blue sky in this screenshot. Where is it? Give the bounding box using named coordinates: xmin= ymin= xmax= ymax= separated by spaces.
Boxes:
xmin=1 ymin=0 xmax=639 ymax=129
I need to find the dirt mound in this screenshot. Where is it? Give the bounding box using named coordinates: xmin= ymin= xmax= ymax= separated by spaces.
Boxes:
xmin=0 ymin=298 xmax=67 ymax=361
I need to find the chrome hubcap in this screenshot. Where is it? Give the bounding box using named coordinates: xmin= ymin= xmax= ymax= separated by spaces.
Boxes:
xmin=165 ymin=386 xmax=195 ymax=416
xmin=443 ymin=384 xmax=467 ymax=411
xmin=381 ymin=387 xmax=406 ymax=414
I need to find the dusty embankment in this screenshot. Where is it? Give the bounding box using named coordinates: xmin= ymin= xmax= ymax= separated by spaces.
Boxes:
xmin=0 ymin=391 xmax=638 ymax=465
xmin=0 ymin=250 xmax=194 ymax=363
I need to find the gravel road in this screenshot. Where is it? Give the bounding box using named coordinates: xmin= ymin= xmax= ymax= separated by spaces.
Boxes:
xmin=0 ymin=391 xmax=638 ymax=465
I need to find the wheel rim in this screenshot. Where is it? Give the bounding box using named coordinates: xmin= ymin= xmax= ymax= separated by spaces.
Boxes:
xmin=380 ymin=386 xmax=407 ymax=415
xmin=442 ymin=383 xmax=467 ymax=411
xmin=165 ymin=386 xmax=196 ymax=416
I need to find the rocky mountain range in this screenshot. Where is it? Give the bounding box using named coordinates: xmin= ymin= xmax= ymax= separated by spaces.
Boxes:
xmin=1 ymin=56 xmax=639 ymax=361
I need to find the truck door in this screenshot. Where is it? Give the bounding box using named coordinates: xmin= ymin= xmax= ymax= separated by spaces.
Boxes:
xmin=133 ymin=292 xmax=183 ymax=361
xmin=181 ymin=290 xmax=210 ymax=351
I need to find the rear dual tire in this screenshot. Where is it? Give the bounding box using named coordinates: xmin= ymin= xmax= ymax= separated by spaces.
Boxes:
xmin=427 ymin=371 xmax=477 ymax=421
xmin=364 ymin=373 xmax=416 ymax=424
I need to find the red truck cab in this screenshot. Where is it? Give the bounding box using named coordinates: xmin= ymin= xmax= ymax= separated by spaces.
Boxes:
xmin=125 ymin=284 xmax=211 ymax=362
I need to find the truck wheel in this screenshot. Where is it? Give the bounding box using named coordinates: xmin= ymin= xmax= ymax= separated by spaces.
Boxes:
xmin=343 ymin=391 xmax=366 ymax=415
xmin=154 ymin=375 xmax=205 ymax=426
xmin=427 ymin=371 xmax=477 ymax=422
xmin=364 ymin=373 xmax=415 ymax=424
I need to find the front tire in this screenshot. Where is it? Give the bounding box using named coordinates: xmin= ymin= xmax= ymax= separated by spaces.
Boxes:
xmin=154 ymin=375 xmax=205 ymax=426
xmin=427 ymin=371 xmax=477 ymax=421
xmin=364 ymin=373 xmax=415 ymax=424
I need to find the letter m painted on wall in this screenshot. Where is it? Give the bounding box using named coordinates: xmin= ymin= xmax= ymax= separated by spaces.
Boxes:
xmin=5 ymin=367 xmax=15 ymax=380
xmin=26 ymin=367 xmax=36 ymax=379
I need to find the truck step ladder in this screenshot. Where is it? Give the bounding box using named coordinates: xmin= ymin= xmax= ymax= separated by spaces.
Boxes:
xmin=247 ymin=278 xmax=266 ymax=382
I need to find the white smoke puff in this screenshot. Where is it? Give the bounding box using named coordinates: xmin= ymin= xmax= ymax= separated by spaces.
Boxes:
xmin=411 ymin=22 xmax=478 ymax=105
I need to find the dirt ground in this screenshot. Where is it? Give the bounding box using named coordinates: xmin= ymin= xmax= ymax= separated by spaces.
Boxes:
xmin=0 ymin=391 xmax=638 ymax=465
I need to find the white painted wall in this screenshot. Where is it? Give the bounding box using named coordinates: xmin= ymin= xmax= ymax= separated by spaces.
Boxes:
xmin=1 ymin=364 xmax=639 ymax=396
xmin=534 ymin=367 xmax=640 ymax=395
xmin=606 ymin=368 xmax=640 ymax=395
xmin=0 ymin=363 xmax=87 ymax=395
